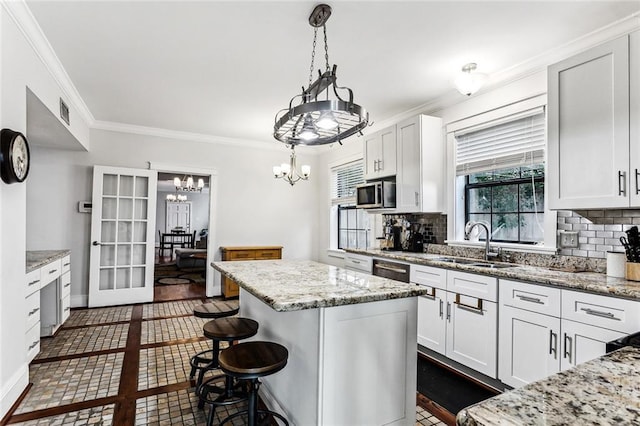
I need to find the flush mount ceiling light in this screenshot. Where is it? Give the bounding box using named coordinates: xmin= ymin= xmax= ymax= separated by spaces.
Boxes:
xmin=273 ymin=4 xmax=369 ymax=147
xmin=273 ymin=145 xmax=310 ymax=186
xmin=454 ymin=63 xmax=487 ymax=96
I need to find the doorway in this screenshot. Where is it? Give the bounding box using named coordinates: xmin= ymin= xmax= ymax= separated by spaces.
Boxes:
xmin=154 ymin=171 xmax=211 ymax=302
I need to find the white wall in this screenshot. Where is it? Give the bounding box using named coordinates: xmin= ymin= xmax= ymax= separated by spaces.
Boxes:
xmin=26 ymin=130 xmax=319 ymax=305
xmin=0 ymin=5 xmax=90 ymax=419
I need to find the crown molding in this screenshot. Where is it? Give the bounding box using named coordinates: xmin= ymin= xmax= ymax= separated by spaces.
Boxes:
xmin=92 ymin=120 xmax=321 ymax=155
xmin=1 ymin=0 xmax=95 ymax=126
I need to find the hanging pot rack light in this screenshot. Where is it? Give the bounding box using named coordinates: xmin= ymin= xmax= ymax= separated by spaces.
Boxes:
xmin=273 ymin=4 xmax=369 ymax=147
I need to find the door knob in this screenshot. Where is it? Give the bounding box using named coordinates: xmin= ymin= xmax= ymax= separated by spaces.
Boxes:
xmin=92 ymin=241 xmax=102 ymax=246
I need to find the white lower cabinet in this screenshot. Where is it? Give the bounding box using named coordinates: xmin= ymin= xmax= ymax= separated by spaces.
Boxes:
xmin=414 ymin=266 xmax=498 ymax=378
xmin=559 ymin=319 xmax=625 ymax=371
xmin=499 ymin=280 xmax=639 ymax=388
xmin=499 ymin=305 xmax=561 ymax=388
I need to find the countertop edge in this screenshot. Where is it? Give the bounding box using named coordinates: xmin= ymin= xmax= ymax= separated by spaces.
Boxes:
xmin=26 ymin=250 xmax=71 ymax=273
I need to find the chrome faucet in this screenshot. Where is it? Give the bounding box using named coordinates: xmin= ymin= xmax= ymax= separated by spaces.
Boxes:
xmin=465 ymin=221 xmax=501 ymax=261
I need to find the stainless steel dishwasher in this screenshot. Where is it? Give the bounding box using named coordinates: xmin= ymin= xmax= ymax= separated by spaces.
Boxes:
xmin=372 ymin=258 xmax=410 ymax=283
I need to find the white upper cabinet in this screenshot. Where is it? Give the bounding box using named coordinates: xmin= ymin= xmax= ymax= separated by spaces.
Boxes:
xmin=548 ymin=33 xmax=638 ymax=209
xmin=396 ymin=115 xmax=444 ymax=213
xmin=364 ymin=125 xmax=397 ymax=180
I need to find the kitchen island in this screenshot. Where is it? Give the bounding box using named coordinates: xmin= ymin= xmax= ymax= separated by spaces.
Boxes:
xmin=211 ymin=259 xmax=428 ymax=426
xmin=457 ymin=346 xmax=640 ymax=425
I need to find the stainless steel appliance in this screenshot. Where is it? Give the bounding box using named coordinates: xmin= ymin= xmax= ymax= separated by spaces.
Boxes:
xmin=606 ymin=331 xmax=640 ymax=352
xmin=355 ymin=181 xmax=396 ymax=209
xmin=372 ymin=258 xmax=410 ymax=283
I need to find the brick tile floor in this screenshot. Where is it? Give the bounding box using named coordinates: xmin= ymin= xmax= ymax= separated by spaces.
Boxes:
xmin=6 ymin=299 xmax=448 ymax=426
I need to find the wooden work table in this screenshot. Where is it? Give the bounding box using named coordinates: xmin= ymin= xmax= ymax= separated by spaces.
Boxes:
xmin=219 ymin=246 xmax=282 ymax=298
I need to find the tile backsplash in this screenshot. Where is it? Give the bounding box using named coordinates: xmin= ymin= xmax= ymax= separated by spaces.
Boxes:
xmin=557 ymin=209 xmax=640 ymax=258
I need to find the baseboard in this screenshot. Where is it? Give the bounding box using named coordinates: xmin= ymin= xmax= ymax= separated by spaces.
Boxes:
xmin=71 ymin=294 xmax=88 ymax=308
xmin=0 ymin=365 xmax=29 ymax=421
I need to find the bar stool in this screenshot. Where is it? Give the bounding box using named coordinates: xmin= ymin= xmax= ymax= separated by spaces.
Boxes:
xmin=189 ymin=300 xmax=240 ymax=387
xmin=215 ymin=341 xmax=289 ymax=426
xmin=197 ymin=317 xmax=259 ymax=412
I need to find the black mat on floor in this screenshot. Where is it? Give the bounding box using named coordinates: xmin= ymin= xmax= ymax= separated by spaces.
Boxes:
xmin=417 ymin=355 xmax=498 ymax=414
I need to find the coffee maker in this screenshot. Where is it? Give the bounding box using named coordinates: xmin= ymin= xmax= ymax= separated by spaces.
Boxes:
xmin=406 ymin=223 xmax=424 ymax=252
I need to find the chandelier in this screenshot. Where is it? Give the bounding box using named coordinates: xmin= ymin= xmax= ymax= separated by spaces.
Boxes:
xmin=273 ymin=146 xmax=310 ymax=186
xmin=166 ymin=193 xmax=188 ymax=202
xmin=173 ymin=175 xmax=204 ymax=192
xmin=273 ymin=4 xmax=369 ymax=147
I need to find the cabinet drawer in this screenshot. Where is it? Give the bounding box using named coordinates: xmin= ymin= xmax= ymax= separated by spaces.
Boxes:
xmin=25 ymin=268 xmax=42 ymax=297
xmin=61 ymin=295 xmax=71 ymax=323
xmin=41 ymin=259 xmax=62 ymax=284
xmin=61 ymin=255 xmax=71 ymax=274
xmin=410 ymin=264 xmax=446 ymax=290
xmin=344 ymin=253 xmax=372 ymax=273
xmin=562 ymin=290 xmax=640 ymax=334
xmin=25 ymin=291 xmax=41 ymax=331
xmin=26 ymin=322 xmax=40 ymax=362
xmin=447 ymin=270 xmax=497 ymax=302
xmin=61 ymin=271 xmax=71 ymax=298
xmin=254 ymin=249 xmax=281 ymax=260
xmin=226 ymin=250 xmax=255 ymax=261
xmin=500 ymin=280 xmax=561 ymax=317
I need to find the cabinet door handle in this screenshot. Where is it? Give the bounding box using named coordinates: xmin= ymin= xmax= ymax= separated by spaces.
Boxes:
xmin=516 ymin=295 xmax=543 ymax=304
xmin=439 ymin=299 xmax=443 ymax=318
xmin=580 ymin=307 xmax=617 ymax=320
xmin=446 ymin=302 xmax=451 ymax=321
xmin=635 ymin=168 xmax=639 ymax=195
xmin=618 ymin=170 xmax=626 ymax=196
xmin=454 ymin=293 xmax=484 ymax=314
xmin=28 ymin=279 xmax=40 ymax=287
xmin=351 ymin=259 xmax=361 ymax=264
xmin=49 ymin=269 xmax=58 ymax=274
xmin=28 ymin=307 xmax=40 ymax=316
xmin=379 ymin=159 xmax=383 ymax=171
xmin=63 ymin=262 xmax=71 ymax=267
xmin=374 ymin=264 xmax=408 ymax=274
xmin=563 ymin=333 xmax=572 ymax=361
xmin=549 ymin=330 xmax=557 ymax=358
xmin=64 ymin=282 xmax=71 ymax=288
xmin=415 ymin=192 xmax=419 ymax=206
xmin=28 ymin=341 xmax=39 ymax=350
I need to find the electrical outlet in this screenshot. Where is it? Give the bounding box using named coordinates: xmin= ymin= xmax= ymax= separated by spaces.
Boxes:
xmin=559 ymin=230 xmax=579 ymax=248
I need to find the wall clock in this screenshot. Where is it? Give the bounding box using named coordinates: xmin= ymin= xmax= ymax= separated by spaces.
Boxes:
xmin=0 ymin=129 xmax=30 ymax=184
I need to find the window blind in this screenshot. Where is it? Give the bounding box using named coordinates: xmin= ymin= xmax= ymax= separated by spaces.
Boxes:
xmin=455 ymin=107 xmax=545 ymax=175
xmin=331 ymin=160 xmax=364 ymax=205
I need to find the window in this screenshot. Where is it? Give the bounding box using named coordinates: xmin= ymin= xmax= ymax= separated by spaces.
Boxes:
xmin=455 ymin=108 xmax=546 ymax=245
xmin=331 ymin=160 xmax=368 ymax=249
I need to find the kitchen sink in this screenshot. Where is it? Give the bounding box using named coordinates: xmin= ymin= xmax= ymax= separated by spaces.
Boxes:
xmin=468 ymin=262 xmax=517 ymax=269
xmin=432 ymin=257 xmax=478 ymax=264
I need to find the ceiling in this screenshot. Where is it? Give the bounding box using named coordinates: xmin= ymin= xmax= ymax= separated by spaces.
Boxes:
xmin=25 ymin=1 xmax=640 ymax=145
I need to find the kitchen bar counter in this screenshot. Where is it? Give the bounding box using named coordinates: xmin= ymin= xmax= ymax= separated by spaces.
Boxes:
xmin=457 ymin=346 xmax=640 ymax=425
xmin=212 ymin=259 xmax=421 ymax=425
xmin=26 ymin=250 xmax=70 ymax=273
xmin=347 ymin=249 xmax=640 ymax=301
xmin=211 ymin=259 xmax=428 ymax=311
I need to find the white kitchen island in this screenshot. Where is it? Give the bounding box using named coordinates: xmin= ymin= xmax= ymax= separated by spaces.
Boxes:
xmin=212 ymin=259 xmax=427 ymax=426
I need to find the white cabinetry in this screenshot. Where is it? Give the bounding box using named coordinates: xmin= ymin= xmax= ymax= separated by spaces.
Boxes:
xmin=343 ymin=252 xmax=372 ymax=273
xmin=548 ymin=32 xmax=639 ymax=209
xmin=364 ymin=126 xmax=396 ymax=180
xmin=499 ymin=280 xmax=640 ymax=388
xmin=24 ymin=269 xmax=41 ymax=363
xmin=395 ymin=115 xmax=443 ymax=213
xmin=498 ymin=280 xmax=562 ymax=388
xmin=413 ymin=266 xmax=498 ymax=378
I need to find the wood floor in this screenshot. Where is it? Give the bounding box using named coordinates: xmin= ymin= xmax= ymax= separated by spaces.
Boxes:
xmin=153 ymin=254 xmax=206 ymax=302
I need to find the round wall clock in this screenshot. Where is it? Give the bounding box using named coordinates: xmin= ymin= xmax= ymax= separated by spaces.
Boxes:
xmin=0 ymin=129 xmax=30 ymax=184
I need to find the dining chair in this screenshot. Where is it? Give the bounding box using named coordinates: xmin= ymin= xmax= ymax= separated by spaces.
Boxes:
xmin=158 ymin=230 xmax=173 ymax=257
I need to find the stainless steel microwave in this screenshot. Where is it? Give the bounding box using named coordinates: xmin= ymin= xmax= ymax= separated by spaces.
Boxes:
xmin=355 ymin=181 xmax=396 ymax=209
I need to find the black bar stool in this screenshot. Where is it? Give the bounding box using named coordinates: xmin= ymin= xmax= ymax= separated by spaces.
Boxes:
xmin=216 ymin=341 xmax=289 ymax=426
xmin=189 ymin=301 xmax=240 ymax=385
xmin=197 ymin=317 xmax=259 ymax=413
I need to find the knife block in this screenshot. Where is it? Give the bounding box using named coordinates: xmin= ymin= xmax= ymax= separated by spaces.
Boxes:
xmin=625 ymin=262 xmax=640 ymax=281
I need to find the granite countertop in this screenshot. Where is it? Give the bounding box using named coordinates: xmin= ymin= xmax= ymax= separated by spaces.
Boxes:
xmin=347 ymin=249 xmax=640 ymax=301
xmin=457 ymin=346 xmax=640 ymax=425
xmin=26 ymin=250 xmax=70 ymax=272
xmin=211 ymin=259 xmax=428 ymax=312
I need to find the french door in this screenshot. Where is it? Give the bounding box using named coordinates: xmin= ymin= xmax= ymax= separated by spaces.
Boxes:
xmin=88 ymin=166 xmax=157 ymax=307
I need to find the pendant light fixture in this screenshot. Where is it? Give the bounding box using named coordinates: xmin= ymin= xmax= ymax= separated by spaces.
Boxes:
xmin=273 ymin=4 xmax=369 ymax=147
xmin=273 ymin=145 xmax=311 ymax=186
xmin=174 ymin=175 xmax=205 ymax=192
